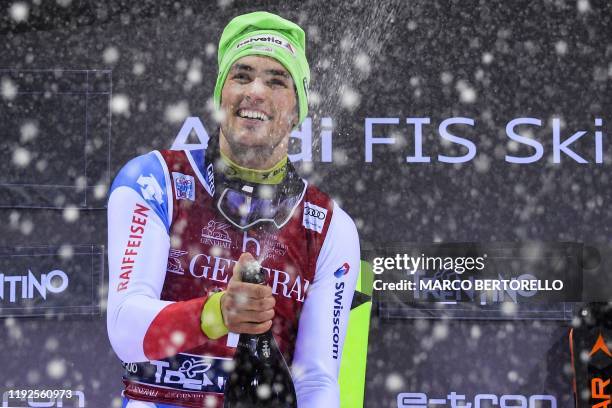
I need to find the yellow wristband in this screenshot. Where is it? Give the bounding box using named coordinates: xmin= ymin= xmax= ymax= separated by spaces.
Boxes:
xmin=200 ymin=291 xmax=229 ymax=339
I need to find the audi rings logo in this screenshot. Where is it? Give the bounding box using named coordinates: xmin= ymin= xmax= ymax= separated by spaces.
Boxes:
xmin=303 ymin=202 xmax=328 ymax=234
xmin=305 ymin=207 xmax=326 ymax=220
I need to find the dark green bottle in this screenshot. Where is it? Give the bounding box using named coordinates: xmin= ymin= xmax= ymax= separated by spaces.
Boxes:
xmin=223 ymin=262 xmax=298 ymax=408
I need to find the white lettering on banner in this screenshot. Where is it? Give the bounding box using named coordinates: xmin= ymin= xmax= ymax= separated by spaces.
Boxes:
xmin=172 ymin=117 xmax=334 ymax=163
xmin=0 ymin=270 xmax=69 ymax=303
xmin=171 ymin=117 xmax=210 ymax=150
xmin=171 ymin=116 xmax=606 ymax=165
xmin=397 ymin=392 xmax=557 ymax=408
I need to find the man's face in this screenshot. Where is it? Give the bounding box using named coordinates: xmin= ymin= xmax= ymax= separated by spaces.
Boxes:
xmin=220 ymin=55 xmax=298 ymax=154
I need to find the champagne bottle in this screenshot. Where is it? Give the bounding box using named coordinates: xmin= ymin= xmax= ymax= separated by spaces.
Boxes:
xmin=224 ymin=262 xmax=298 ymax=408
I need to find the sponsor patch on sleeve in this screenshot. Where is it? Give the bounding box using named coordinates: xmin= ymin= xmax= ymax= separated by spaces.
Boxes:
xmin=137 ymin=173 xmax=165 ymax=204
xmin=303 ymin=202 xmax=328 ymax=233
xmin=172 ymin=172 xmax=195 ymax=201
xmin=334 ymin=262 xmax=350 ymax=278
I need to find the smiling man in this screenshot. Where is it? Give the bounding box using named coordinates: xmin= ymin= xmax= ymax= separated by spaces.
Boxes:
xmin=220 ymin=56 xmax=297 ymax=168
xmin=107 ymin=11 xmax=359 ymax=408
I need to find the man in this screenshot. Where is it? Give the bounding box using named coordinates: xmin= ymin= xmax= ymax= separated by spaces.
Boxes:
xmin=107 ymin=11 xmax=359 ymax=408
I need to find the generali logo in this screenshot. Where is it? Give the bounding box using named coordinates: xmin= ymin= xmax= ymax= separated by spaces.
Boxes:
xmin=167 ymin=249 xmax=188 ymax=275
xmin=200 ymin=221 xmax=232 ymax=248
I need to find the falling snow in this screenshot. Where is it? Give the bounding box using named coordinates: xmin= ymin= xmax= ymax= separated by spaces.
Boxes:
xmin=165 ymin=100 xmax=190 ymax=123
xmin=62 ymin=206 xmax=79 ymax=222
xmin=1 ymin=77 xmax=18 ymax=100
xmin=46 ymin=359 xmax=67 ymax=380
xmin=0 ymin=1 xmax=609 ymax=406
xmin=9 ymin=2 xmax=29 ymax=23
xmin=111 ymin=94 xmax=130 ymax=115
xmin=103 ymin=46 xmax=120 ymax=64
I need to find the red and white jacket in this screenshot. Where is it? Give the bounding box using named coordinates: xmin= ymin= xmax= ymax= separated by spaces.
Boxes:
xmin=107 ymin=148 xmax=360 ymax=408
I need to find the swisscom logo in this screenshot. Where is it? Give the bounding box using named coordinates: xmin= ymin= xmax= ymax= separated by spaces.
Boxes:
xmin=334 ymin=263 xmax=350 ymax=278
xmin=331 ymin=263 xmax=347 ymax=359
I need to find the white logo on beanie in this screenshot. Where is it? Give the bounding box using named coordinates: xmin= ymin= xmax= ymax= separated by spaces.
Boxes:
xmin=235 ymin=34 xmax=296 ymax=55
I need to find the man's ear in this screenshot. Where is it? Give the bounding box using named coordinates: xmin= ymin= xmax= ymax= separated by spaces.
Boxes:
xmin=293 ymin=85 xmax=300 ymax=128
xmin=289 ymin=107 xmax=298 ymax=129
xmin=293 ymin=106 xmax=299 ymax=129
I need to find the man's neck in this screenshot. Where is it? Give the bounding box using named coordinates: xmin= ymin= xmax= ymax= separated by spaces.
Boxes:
xmin=220 ymin=151 xmax=287 ymax=184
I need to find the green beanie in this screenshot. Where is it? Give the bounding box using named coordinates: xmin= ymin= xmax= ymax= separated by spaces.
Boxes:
xmin=214 ymin=11 xmax=310 ymax=126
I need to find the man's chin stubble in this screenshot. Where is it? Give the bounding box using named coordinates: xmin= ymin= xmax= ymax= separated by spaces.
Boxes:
xmin=226 ymin=131 xmax=285 ymax=165
xmin=232 ymin=139 xmax=280 ymax=160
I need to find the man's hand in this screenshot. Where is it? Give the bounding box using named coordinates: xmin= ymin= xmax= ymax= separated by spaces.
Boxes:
xmin=220 ymin=253 xmax=275 ymax=334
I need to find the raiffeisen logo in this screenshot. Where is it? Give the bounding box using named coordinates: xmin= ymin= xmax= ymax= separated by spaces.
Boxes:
xmin=0 ymin=269 xmax=69 ymax=303
xmin=397 ymin=392 xmax=557 ymax=408
xmin=334 ymin=262 xmax=350 ymax=278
